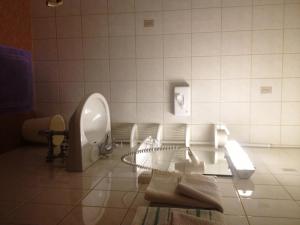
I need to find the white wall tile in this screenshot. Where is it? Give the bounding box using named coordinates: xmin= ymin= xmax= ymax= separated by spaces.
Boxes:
xmin=282 ymin=78 xmax=300 ymax=101
xmin=81 ymin=0 xmax=107 ymax=15
xmin=221 ymin=79 xmax=250 ymax=102
xmin=192 ymin=8 xmax=221 ymax=32
xmin=251 ymin=125 xmax=281 ymax=144
xmin=283 ymin=54 xmax=300 ymax=77
xmin=60 ymin=102 xmax=78 ymax=123
xmin=222 ymin=31 xmax=251 ymax=55
xmin=192 ymin=0 xmax=221 ymax=8
xmin=251 ymin=103 xmax=281 ymax=125
xmin=163 ymin=103 xmax=192 ymax=124
xmin=284 ymin=4 xmax=300 ymax=28
xmin=56 ymin=16 xmax=82 ymax=38
xmin=109 ymin=36 xmax=135 ymax=59
xmin=109 ymin=14 xmax=135 ymax=36
xmin=137 ymin=103 xmax=163 ymax=122
xmin=83 ymin=37 xmax=109 ymax=59
xmin=253 ymin=30 xmax=283 ymax=54
xmin=164 ymin=34 xmax=191 ymax=57
xmin=164 ymin=57 xmax=191 ymax=80
xmin=84 ymin=60 xmax=110 ymax=81
xmin=192 ymin=80 xmax=220 ymax=102
xmin=192 ymin=103 xmax=220 ymax=124
xmin=191 ymin=124 xmax=214 ymax=142
xmin=31 ymin=0 xmax=55 ymax=18
xmin=85 ymin=82 xmax=110 ymax=100
xmin=111 ymin=103 xmax=137 ymax=122
xmin=33 ymin=39 xmax=58 ymax=60
xmin=137 ymin=59 xmax=163 ymax=80
xmin=286 ymin=0 xmax=300 ymax=3
xmin=111 ymin=81 xmax=136 ymax=102
xmin=254 ymin=0 xmax=283 ymax=5
xmin=56 ymin=0 xmax=81 ymax=16
xmin=192 ymin=32 xmax=221 ymax=56
xmin=36 ymin=83 xmax=60 ymax=102
xmin=58 ymin=38 xmax=83 ymax=60
xmin=252 ymin=55 xmax=283 ymax=78
xmin=253 ymin=5 xmax=283 ymax=30
xmin=110 ymin=59 xmax=136 ymax=81
xmin=281 ymin=126 xmax=300 ymax=145
xmin=136 ymin=35 xmax=163 ymax=58
xmin=60 ymin=82 xmax=84 ymax=102
xmin=136 ymin=12 xmax=162 ymax=35
xmin=284 ymin=29 xmax=300 ymax=53
xmin=59 ymin=61 xmax=84 ymax=82
xmin=227 ymin=125 xmax=250 ymax=143
xmin=163 ymin=10 xmax=191 ymax=34
xmin=82 ymin=15 xmax=108 ymax=37
xmin=36 ymin=103 xmax=60 ymax=117
xmin=192 ymin=56 xmax=221 ymax=79
xmin=34 ymin=61 xmax=59 ymax=82
xmin=108 ymin=0 xmax=135 ymax=13
xmin=281 ymin=102 xmax=300 ymax=125
xmin=221 ymin=55 xmax=251 ymax=78
xmin=137 ymin=81 xmax=163 ymax=102
xmin=222 ymin=7 xmax=252 ymax=31
xmin=163 ymin=0 xmax=192 ymax=10
xmin=32 ymin=18 xmax=56 ymax=39
xmin=251 ymin=79 xmax=282 ymax=102
xmin=221 ymin=103 xmax=250 ymax=124
xmin=135 ymin=0 xmax=162 ymax=11
xmin=222 ymin=0 xmax=253 ymax=7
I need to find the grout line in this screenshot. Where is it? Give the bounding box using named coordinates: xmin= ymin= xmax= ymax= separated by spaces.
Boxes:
xmin=280 ymin=3 xmax=286 ymax=146
xmin=249 ymin=0 xmax=255 ymax=145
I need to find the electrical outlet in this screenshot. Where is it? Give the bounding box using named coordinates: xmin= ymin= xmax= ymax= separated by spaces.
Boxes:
xmin=144 ymin=19 xmax=154 ymax=27
xmin=260 ymin=86 xmax=272 ymax=94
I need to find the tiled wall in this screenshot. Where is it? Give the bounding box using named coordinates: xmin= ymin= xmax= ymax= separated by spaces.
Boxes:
xmin=31 ymin=0 xmax=300 ymax=146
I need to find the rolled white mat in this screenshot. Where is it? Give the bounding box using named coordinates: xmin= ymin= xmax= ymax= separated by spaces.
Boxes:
xmin=22 ymin=114 xmax=65 ymax=145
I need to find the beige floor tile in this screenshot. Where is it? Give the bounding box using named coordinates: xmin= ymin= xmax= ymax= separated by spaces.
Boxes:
xmin=242 ymin=199 xmax=300 ymax=218
xmin=222 ymin=197 xmax=245 ymax=216
xmin=285 ymin=186 xmax=300 ymax=200
xmin=106 ymin=167 xmax=139 ymax=178
xmin=39 ymin=175 xmax=103 ymax=189
xmin=9 ymin=203 xmax=72 ymax=225
xmin=0 ymin=202 xmax=22 ymax=222
xmin=274 ymin=175 xmax=300 ymax=186
xmin=59 ymin=206 xmax=127 ymax=225
xmin=268 ymin=166 xmax=300 ymax=176
xmin=224 ymin=215 xmax=249 ymax=225
xmin=130 ymin=193 xmax=150 ymax=209
xmin=234 ymin=174 xmax=279 ymax=186
xmin=0 ymin=186 xmax=41 ymax=203
xmin=30 ymin=188 xmax=89 ymax=205
xmin=216 ymin=177 xmax=234 ymax=183
xmin=248 ymin=216 xmax=300 ymax=225
xmin=238 ymin=185 xmax=291 ymax=200
xmin=82 ymin=190 xmax=137 ymax=208
xmin=121 ymin=208 xmax=137 ymax=225
xmin=217 ymin=183 xmax=238 ymax=197
xmin=94 ymin=177 xmax=142 ymax=192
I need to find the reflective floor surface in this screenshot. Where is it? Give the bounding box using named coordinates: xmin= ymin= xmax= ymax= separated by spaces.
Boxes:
xmin=0 ymin=144 xmax=300 ymax=225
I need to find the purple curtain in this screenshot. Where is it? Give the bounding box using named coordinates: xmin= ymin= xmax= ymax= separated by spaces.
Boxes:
xmin=0 ymin=45 xmax=33 ymax=113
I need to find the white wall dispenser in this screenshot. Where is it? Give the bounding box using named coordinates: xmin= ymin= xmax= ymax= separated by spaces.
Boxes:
xmin=174 ymin=86 xmax=191 ymax=116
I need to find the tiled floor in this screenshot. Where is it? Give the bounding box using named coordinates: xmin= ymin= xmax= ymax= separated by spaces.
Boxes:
xmin=0 ymin=145 xmax=300 ymax=225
